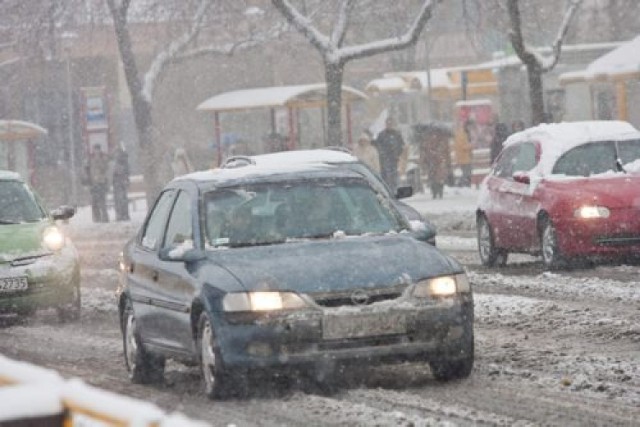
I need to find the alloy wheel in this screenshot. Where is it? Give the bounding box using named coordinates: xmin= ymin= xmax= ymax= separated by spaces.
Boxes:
xmin=201 ymin=319 xmax=217 ymax=393
xmin=125 ymin=312 xmax=138 ymax=373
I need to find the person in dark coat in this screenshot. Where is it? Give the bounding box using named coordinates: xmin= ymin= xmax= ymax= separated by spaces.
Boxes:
xmin=373 ymin=117 xmax=405 ymax=195
xmin=491 ymin=120 xmax=510 ymax=164
xmin=424 ymin=125 xmax=453 ymax=199
xmin=112 ymin=146 xmax=130 ymax=221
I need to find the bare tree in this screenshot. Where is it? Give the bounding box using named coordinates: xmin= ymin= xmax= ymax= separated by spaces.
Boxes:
xmin=507 ymin=0 xmax=582 ymax=125
xmin=106 ymin=0 xmax=283 ymax=202
xmin=271 ymin=0 xmax=443 ymax=146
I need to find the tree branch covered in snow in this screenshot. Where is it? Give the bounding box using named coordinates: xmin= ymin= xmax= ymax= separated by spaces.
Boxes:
xmin=0 ymin=57 xmax=20 ymax=69
xmin=142 ymin=0 xmax=211 ymax=102
xmin=175 ymin=22 xmax=288 ymax=63
xmin=508 ymin=0 xmax=582 ymax=72
xmin=271 ymin=0 xmax=441 ymax=145
xmin=543 ymin=0 xmax=582 ymax=71
xmin=272 ymin=0 xmax=441 ymax=65
xmin=330 ymin=0 xmax=355 ymax=48
xmin=271 ymin=0 xmax=332 ymax=54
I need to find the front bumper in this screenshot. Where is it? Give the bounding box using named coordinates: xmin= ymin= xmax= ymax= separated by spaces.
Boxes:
xmin=556 ymin=208 xmax=640 ymax=257
xmin=0 ymin=246 xmax=79 ymax=314
xmin=213 ymin=295 xmax=473 ymax=369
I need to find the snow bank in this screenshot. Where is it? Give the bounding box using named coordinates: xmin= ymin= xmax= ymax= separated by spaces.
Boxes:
xmin=0 ymin=354 xmax=63 ymax=385
xmin=0 ymin=384 xmax=63 ymax=420
xmin=0 ymin=356 xmax=210 ymax=426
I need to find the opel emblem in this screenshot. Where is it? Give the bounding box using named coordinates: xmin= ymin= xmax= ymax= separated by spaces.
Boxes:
xmin=350 ymin=290 xmax=370 ymax=306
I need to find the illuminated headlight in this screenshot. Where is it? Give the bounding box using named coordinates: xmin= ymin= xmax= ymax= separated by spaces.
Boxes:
xmin=43 ymin=226 xmax=65 ymax=251
xmin=413 ymin=273 xmax=471 ymax=298
xmin=574 ymin=206 xmax=610 ymax=219
xmin=222 ymin=291 xmax=308 ymax=312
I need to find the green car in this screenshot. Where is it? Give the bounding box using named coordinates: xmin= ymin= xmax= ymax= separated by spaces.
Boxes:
xmin=0 ymin=170 xmax=80 ymax=321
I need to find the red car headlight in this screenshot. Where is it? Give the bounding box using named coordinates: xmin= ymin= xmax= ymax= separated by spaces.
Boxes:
xmin=574 ymin=206 xmax=610 ymax=219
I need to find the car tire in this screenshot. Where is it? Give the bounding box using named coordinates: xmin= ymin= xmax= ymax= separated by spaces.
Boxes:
xmin=430 ymin=326 xmax=474 ymax=382
xmin=540 ymin=218 xmax=565 ymax=269
xmin=198 ymin=313 xmax=233 ymax=399
xmin=477 ymin=215 xmax=508 ymax=267
xmin=122 ymin=300 xmax=165 ymax=384
xmin=57 ymin=283 xmax=81 ymax=323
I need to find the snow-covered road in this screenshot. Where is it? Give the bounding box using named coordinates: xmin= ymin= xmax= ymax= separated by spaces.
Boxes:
xmin=1 ymin=190 xmax=639 ymax=426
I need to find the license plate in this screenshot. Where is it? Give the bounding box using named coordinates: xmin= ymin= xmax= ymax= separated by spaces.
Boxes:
xmin=0 ymin=276 xmax=28 ymax=293
xmin=323 ymin=312 xmax=406 ymax=340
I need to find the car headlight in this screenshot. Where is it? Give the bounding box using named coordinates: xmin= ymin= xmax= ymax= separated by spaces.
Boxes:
xmin=413 ymin=273 xmax=471 ymax=298
xmin=222 ymin=291 xmax=308 ymax=312
xmin=574 ymin=205 xmax=610 ymax=219
xmin=43 ymin=226 xmax=65 ymax=251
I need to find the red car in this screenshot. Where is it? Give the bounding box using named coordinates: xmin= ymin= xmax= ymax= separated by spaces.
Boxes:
xmin=477 ymin=120 xmax=640 ymax=268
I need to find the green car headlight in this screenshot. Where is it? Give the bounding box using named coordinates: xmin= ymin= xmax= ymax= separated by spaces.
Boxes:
xmin=222 ymin=291 xmax=308 ymax=312
xmin=43 ymin=226 xmax=65 ymax=251
xmin=413 ymin=273 xmax=471 ymax=298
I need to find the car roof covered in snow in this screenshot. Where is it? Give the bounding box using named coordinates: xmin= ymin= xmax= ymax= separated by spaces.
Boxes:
xmin=240 ymin=148 xmax=357 ymax=168
xmin=173 ymin=157 xmax=363 ymax=189
xmin=503 ymin=121 xmax=640 ymax=176
xmin=0 ymin=170 xmax=23 ymax=181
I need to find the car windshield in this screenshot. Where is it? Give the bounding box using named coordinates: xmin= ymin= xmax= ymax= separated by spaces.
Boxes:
xmin=204 ymin=178 xmax=405 ymax=248
xmin=551 ymin=139 xmax=640 ymax=176
xmin=0 ymin=180 xmax=46 ymax=224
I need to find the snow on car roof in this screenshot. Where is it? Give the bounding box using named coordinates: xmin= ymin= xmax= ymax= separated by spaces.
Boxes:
xmin=504 ymin=121 xmax=640 ymax=175
xmin=175 ymin=157 xmax=359 ymax=185
xmin=248 ymin=149 xmax=357 ymax=167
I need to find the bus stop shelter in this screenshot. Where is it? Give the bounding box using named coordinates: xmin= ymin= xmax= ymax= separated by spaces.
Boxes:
xmin=196 ymin=83 xmax=367 ymax=164
xmin=0 ymin=120 xmax=47 ymax=183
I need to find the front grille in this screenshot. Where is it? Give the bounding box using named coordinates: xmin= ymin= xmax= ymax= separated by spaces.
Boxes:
xmin=310 ymin=284 xmax=406 ymax=308
xmin=319 ymin=334 xmax=405 ymax=350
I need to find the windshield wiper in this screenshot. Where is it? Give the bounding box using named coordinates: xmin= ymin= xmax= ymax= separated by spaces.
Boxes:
xmin=0 ymin=219 xmax=19 ymax=224
xmin=228 ymin=239 xmax=286 ymax=248
xmin=616 ymin=158 xmax=627 ymax=173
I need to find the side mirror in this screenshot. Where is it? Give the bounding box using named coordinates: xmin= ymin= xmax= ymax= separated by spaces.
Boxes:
xmin=159 ymin=247 xmax=206 ymax=263
xmin=395 ymin=186 xmax=413 ymax=199
xmin=409 ymin=220 xmax=437 ymax=245
xmin=51 ymin=205 xmax=76 ymax=220
xmin=512 ymin=172 xmax=530 ymax=185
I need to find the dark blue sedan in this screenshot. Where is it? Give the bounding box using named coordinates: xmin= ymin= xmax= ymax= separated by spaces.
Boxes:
xmin=117 ymin=160 xmax=473 ymax=398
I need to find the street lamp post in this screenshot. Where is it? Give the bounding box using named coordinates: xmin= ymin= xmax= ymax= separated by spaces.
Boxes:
xmin=62 ymin=32 xmax=78 ymax=206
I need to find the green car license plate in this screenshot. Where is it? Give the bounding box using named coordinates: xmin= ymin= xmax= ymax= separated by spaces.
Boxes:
xmin=0 ymin=276 xmax=28 ymax=293
xmin=323 ymin=312 xmax=406 ymax=340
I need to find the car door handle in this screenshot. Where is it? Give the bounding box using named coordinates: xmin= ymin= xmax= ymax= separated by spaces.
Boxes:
xmin=152 ymin=271 xmax=159 ymax=282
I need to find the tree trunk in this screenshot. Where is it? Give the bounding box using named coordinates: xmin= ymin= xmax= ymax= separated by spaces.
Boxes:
xmin=526 ymin=63 xmax=546 ymax=126
xmin=325 ymin=60 xmax=344 ymax=146
xmin=109 ymin=0 xmax=162 ymax=206
xmin=133 ymin=105 xmax=162 ymax=206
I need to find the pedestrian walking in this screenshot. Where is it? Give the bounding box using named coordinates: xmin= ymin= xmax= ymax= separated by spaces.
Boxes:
xmin=419 ymin=124 xmax=452 ymax=199
xmin=353 ymin=131 xmax=380 ymax=173
xmin=373 ymin=117 xmax=405 ymax=194
xmin=453 ymin=120 xmax=474 ymax=187
xmin=112 ymin=145 xmax=130 ymax=221
xmin=87 ymin=144 xmax=110 ymax=223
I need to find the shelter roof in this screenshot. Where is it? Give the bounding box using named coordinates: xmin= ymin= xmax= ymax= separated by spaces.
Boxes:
xmin=197 ymin=83 xmax=367 ymax=113
xmin=0 ymin=120 xmax=47 ymax=142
